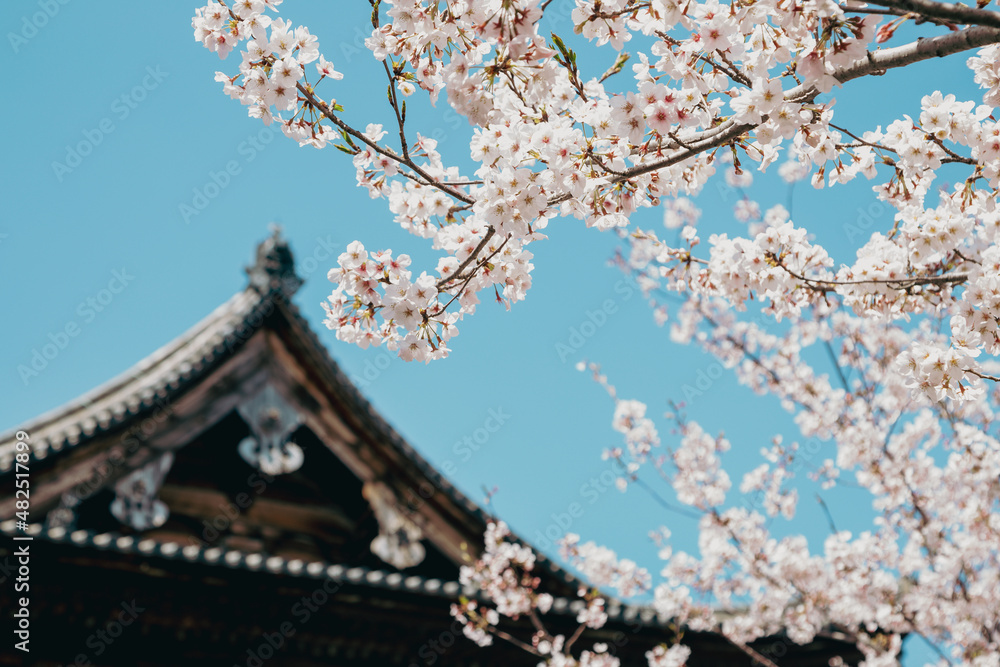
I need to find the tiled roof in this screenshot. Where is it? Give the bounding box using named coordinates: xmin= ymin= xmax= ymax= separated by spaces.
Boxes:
xmin=0 ymin=229 xmax=580 ymax=589
xmin=0 ymin=519 xmax=664 ymax=626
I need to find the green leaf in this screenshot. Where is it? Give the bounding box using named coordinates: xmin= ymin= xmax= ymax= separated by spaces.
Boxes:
xmin=550 ymin=32 xmax=565 ymax=50
xmin=340 ymin=129 xmax=358 ymax=149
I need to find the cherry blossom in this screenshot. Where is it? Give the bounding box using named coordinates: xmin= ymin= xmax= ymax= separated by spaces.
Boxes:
xmin=192 ymin=0 xmax=1000 ymax=663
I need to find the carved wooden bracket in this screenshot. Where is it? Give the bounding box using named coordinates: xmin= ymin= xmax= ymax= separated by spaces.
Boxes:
xmin=45 ymin=492 xmax=81 ymax=531
xmin=362 ymin=481 xmax=426 ymax=569
xmin=110 ymin=452 xmax=174 ymax=531
xmin=236 ymin=385 xmax=305 ymax=475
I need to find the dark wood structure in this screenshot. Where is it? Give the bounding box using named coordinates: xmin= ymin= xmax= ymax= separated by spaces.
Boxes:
xmin=0 ymin=230 xmax=863 ymax=666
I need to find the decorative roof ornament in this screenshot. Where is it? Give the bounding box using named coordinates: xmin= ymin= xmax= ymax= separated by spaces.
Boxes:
xmin=246 ymin=224 xmax=303 ymax=296
xmin=110 ymin=452 xmax=174 ymax=531
xmin=45 ymin=492 xmax=81 ymax=531
xmin=236 ymin=385 xmax=305 ymax=475
xmin=362 ymin=481 xmax=426 ymax=569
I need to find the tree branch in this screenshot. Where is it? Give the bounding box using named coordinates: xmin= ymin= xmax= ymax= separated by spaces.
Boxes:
xmin=296 ymin=82 xmax=476 ymax=206
xmin=811 ymin=25 xmax=1000 ymax=92
xmin=555 ymin=25 xmax=1000 ymax=197
xmin=383 ymin=59 xmax=410 ymax=160
xmin=866 ymin=0 xmax=1000 ymax=29
xmin=725 ymin=637 xmax=783 ymax=667
xmin=967 ymin=369 xmax=1000 ymax=382
xmin=436 ymin=227 xmax=497 ymax=289
xmin=777 ymin=263 xmax=968 ymax=291
xmin=841 ymin=3 xmax=952 ymax=26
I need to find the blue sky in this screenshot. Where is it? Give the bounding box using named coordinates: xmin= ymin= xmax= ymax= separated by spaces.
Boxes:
xmin=0 ymin=2 xmax=984 ymax=663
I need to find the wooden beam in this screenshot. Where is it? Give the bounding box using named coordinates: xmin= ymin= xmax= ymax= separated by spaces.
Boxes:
xmin=158 ymin=484 xmax=356 ymax=536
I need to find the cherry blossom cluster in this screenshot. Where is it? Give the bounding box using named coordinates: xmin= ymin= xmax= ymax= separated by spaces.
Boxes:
xmin=600 ymin=232 xmax=1000 ymax=665
xmin=321 ymin=241 xmax=460 ymax=362
xmin=645 ymin=644 xmax=691 ymax=667
xmin=969 ymin=45 xmax=1000 ymax=108
xmin=583 ymin=195 xmax=1000 ymax=665
xmin=610 ymin=398 xmax=660 ymax=463
xmin=739 ymin=436 xmax=799 ymax=519
xmin=453 ymin=520 xmax=637 ymax=666
xmin=896 ymin=341 xmax=984 ymax=403
xmin=609 ymin=85 xmax=1000 ymax=396
xmin=192 ymin=0 xmax=1000 ymax=365
xmin=558 ymin=533 xmax=652 ymax=598
xmin=457 ymin=520 xmax=553 ymax=622
xmin=193 ymin=0 xmax=1000 ymax=663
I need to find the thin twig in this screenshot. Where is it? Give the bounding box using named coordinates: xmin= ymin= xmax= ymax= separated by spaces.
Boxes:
xmin=866 ymin=0 xmax=1000 ymax=29
xmin=546 ymin=25 xmax=1000 ymax=205
xmin=778 ymin=263 xmax=968 ymax=291
xmin=815 ymin=494 xmax=839 ymax=534
xmin=433 ymin=234 xmax=510 ymax=313
xmin=296 ymin=83 xmax=475 ymax=205
xmin=724 ymin=637 xmax=783 ymax=667
xmin=967 ymin=369 xmax=1000 ymax=382
xmin=824 ymin=340 xmax=850 ymax=392
xmin=436 ymin=227 xmax=497 ymax=289
xmin=383 ymin=59 xmax=409 ymax=160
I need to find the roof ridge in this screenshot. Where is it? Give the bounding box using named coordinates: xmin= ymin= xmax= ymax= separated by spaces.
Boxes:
xmin=0 ymin=289 xmax=262 ymax=469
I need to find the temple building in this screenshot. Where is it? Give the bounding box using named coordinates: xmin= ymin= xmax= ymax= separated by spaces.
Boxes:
xmin=0 ymin=231 xmax=863 ymax=666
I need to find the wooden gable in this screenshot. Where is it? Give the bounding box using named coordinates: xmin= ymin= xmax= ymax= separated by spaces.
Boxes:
xmin=0 ymin=230 xmax=863 ymax=666
xmin=0 ymin=229 xmax=570 ymax=586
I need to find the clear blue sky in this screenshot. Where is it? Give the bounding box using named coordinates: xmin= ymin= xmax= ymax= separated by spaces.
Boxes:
xmin=0 ymin=2 xmax=981 ymax=663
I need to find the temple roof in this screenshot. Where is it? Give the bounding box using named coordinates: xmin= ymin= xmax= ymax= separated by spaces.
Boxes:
xmin=0 ymin=227 xmax=583 ymax=595
xmin=0 ymin=229 xmax=866 ymax=666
